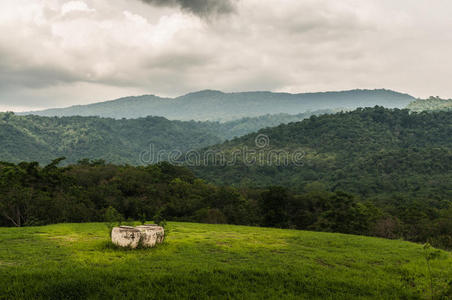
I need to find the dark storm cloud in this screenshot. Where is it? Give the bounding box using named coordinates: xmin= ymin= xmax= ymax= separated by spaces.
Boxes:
xmin=139 ymin=0 xmax=238 ymax=17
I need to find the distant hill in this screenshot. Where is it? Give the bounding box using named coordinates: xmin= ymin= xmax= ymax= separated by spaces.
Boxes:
xmin=0 ymin=110 xmax=328 ymax=165
xmin=205 ymin=109 xmax=334 ymax=140
xmin=0 ymin=112 xmax=221 ymax=165
xmin=191 ymin=107 xmax=452 ymax=200
xmin=20 ymin=89 xmax=414 ymax=121
xmin=407 ymin=96 xmax=452 ymax=112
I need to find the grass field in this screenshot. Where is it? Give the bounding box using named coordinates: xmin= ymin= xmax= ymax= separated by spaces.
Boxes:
xmin=0 ymin=222 xmax=451 ymax=299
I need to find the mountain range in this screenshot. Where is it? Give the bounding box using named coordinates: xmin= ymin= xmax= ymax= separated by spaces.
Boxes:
xmin=21 ymin=89 xmax=414 ymax=121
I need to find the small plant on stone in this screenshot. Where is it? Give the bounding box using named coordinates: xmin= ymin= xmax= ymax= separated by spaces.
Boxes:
xmin=104 ymin=206 xmax=124 ymax=237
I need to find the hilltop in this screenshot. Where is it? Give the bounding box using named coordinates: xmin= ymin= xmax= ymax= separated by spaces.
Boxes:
xmin=407 ymin=96 xmax=452 ymax=112
xmin=20 ymin=89 xmax=414 ymax=121
xmin=0 ymin=222 xmax=450 ymax=299
xmin=193 ymin=107 xmax=452 ymax=194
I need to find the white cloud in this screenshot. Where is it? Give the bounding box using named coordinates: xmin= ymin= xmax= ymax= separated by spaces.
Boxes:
xmin=0 ymin=0 xmax=451 ymax=110
xmin=61 ymin=1 xmax=95 ymax=16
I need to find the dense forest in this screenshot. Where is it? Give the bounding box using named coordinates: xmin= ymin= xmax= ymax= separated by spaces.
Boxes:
xmin=193 ymin=107 xmax=452 ymax=196
xmin=0 ymin=159 xmax=450 ymax=250
xmin=208 ymin=110 xmax=334 ymax=140
xmin=0 ymin=113 xmax=220 ymax=165
xmin=407 ymin=96 xmax=452 ymax=112
xmin=21 ymin=89 xmax=413 ymax=121
xmin=0 ymin=111 xmax=327 ymax=165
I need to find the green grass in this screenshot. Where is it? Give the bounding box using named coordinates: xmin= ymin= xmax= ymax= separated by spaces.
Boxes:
xmin=0 ymin=222 xmax=451 ymax=299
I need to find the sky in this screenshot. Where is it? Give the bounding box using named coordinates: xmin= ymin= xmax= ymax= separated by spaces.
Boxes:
xmin=1 ymin=0 xmax=452 ymax=111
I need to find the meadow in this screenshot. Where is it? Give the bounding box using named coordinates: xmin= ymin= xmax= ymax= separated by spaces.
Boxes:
xmin=0 ymin=222 xmax=451 ymax=299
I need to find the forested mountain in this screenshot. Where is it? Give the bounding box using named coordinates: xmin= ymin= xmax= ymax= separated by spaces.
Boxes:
xmin=21 ymin=89 xmax=414 ymax=121
xmin=0 ymin=112 xmax=221 ymax=165
xmin=191 ymin=107 xmax=452 ymax=203
xmin=407 ymin=96 xmax=452 ymax=112
xmin=0 ymin=110 xmax=327 ymax=165
xmin=207 ymin=110 xmax=333 ymax=140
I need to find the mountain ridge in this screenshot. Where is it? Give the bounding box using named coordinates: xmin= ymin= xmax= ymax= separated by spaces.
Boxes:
xmin=19 ymin=89 xmax=415 ymax=121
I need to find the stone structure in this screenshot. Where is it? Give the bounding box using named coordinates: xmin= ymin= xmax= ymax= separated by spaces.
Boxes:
xmin=111 ymin=225 xmax=165 ymax=249
xmin=136 ymin=224 xmax=165 ymax=247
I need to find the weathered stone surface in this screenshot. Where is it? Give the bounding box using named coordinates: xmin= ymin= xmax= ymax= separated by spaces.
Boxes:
xmin=111 ymin=225 xmax=165 ymax=248
xmin=111 ymin=226 xmax=141 ymax=248
xmin=136 ymin=225 xmax=165 ymax=247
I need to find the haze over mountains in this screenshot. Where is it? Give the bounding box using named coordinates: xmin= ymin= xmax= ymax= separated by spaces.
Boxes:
xmin=21 ymin=89 xmax=415 ymax=121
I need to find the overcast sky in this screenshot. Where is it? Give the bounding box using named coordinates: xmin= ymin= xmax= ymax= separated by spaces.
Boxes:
xmin=1 ymin=0 xmax=452 ymax=111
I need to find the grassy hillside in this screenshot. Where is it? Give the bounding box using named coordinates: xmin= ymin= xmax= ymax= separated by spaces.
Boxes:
xmin=20 ymin=89 xmax=414 ymax=121
xmin=0 ymin=222 xmax=451 ymax=299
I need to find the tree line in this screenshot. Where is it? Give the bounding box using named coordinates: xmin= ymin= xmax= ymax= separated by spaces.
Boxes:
xmin=1 ymin=159 xmax=450 ymax=250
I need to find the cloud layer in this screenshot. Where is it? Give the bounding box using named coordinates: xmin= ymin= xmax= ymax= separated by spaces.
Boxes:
xmin=0 ymin=0 xmax=452 ymax=110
